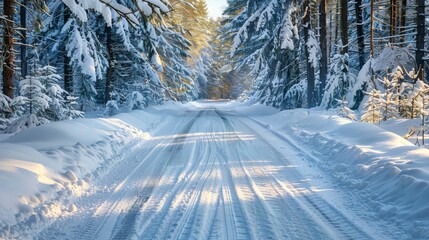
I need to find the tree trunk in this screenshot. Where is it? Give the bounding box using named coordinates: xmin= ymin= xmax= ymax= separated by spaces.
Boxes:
xmin=340 ymin=0 xmax=348 ymax=54
xmin=2 ymin=0 xmax=15 ymax=99
xmin=400 ymin=0 xmax=407 ymax=45
xmin=390 ymin=0 xmax=397 ymax=43
xmin=319 ymin=0 xmax=328 ymax=102
xmin=20 ymin=0 xmax=27 ymax=79
xmin=105 ymin=26 xmax=114 ymax=104
xmin=370 ymin=0 xmax=375 ymax=57
xmin=334 ymin=1 xmax=339 ymax=54
xmin=355 ymin=0 xmax=365 ymax=68
xmin=416 ymin=0 xmax=425 ymax=81
xmin=329 ymin=4 xmax=333 ymax=58
xmin=303 ymin=0 xmax=315 ymax=108
xmin=64 ymin=6 xmax=73 ymax=93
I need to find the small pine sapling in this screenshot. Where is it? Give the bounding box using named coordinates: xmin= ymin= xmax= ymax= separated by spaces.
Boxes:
xmin=0 ymin=94 xmax=12 ymax=132
xmin=406 ymin=78 xmax=429 ymax=145
xmin=378 ymin=76 xmax=399 ymax=121
xmin=105 ymin=100 xmax=119 ymax=116
xmin=336 ymin=98 xmax=356 ymax=120
xmin=130 ymin=91 xmax=146 ymax=111
xmin=388 ymin=67 xmax=411 ymax=118
xmin=361 ymin=88 xmax=382 ymax=123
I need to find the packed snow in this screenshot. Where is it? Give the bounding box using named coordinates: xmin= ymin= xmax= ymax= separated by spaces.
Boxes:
xmin=0 ymin=101 xmax=428 ymax=239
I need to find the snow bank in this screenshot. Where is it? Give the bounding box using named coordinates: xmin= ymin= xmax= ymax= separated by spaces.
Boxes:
xmin=0 ymin=110 xmax=161 ymax=238
xmin=255 ymin=109 xmax=429 ymax=238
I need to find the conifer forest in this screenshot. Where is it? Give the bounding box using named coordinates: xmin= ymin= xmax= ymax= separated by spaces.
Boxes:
xmin=1 ymin=0 xmax=429 ymax=128
xmin=1 ymin=1 xmax=429 ymax=239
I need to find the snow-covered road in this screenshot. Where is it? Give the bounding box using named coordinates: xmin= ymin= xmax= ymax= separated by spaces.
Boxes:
xmin=35 ymin=102 xmax=408 ymax=239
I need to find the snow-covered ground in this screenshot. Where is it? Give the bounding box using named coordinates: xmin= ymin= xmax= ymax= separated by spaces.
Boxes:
xmin=0 ymin=101 xmax=428 ymax=239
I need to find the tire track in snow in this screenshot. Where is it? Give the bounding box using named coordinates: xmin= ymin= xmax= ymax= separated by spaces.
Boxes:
xmin=76 ymin=140 xmax=163 ymax=240
xmin=217 ymin=157 xmax=251 ymax=240
xmin=152 ymin=111 xmax=224 ymax=240
xmin=110 ymin=110 xmax=206 ymax=240
xmin=41 ymin=106 xmax=376 ymax=240
xmin=176 ymin=117 xmax=223 ymax=240
xmin=134 ymin=138 xmax=203 ymax=239
xmin=215 ymin=111 xmax=281 ymax=239
xmin=234 ymin=114 xmax=374 ymax=240
xmin=216 ymin=110 xmax=317 ymax=239
xmin=135 ymin=110 xmax=219 ymax=239
xmin=73 ymin=111 xmax=203 ymax=240
xmin=74 ymin=115 xmax=185 ymax=240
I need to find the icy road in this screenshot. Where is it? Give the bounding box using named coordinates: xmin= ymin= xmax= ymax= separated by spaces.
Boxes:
xmin=37 ymin=101 xmax=407 ymax=240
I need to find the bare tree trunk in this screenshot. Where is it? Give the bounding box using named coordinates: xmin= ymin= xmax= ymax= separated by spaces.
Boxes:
xmin=370 ymin=0 xmax=375 ymax=57
xmin=340 ymin=0 xmax=348 ymax=54
xmin=20 ymin=0 xmax=27 ymax=79
xmin=2 ymin=0 xmax=15 ymax=99
xmin=334 ymin=0 xmax=339 ymax=54
xmin=355 ymin=0 xmax=365 ymax=68
xmin=340 ymin=0 xmax=349 ymax=103
xmin=63 ymin=6 xmax=73 ymax=93
xmin=400 ymin=0 xmax=407 ymax=45
xmin=390 ymin=0 xmax=397 ymax=43
xmin=416 ymin=0 xmax=425 ymax=81
xmin=303 ymin=0 xmax=315 ymax=108
xmin=105 ymin=26 xmax=114 ymax=104
xmin=329 ymin=3 xmax=333 ymax=58
xmin=319 ymin=0 xmax=328 ymax=102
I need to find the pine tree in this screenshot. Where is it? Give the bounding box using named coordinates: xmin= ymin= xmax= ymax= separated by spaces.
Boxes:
xmin=224 ymin=0 xmax=302 ymax=107
xmin=0 ymin=94 xmax=13 ymax=131
xmin=319 ymin=0 xmax=328 ymax=100
xmin=130 ymin=91 xmax=146 ymax=110
xmin=105 ymin=100 xmax=119 ymax=116
xmin=378 ymin=76 xmax=399 ymax=121
xmin=361 ymin=88 xmax=382 ymax=123
xmin=321 ymin=53 xmax=352 ymax=108
xmin=5 ymin=66 xmax=51 ymax=133
xmin=8 ymin=62 xmax=82 ymax=131
xmin=336 ymin=98 xmax=356 ymax=120
xmin=303 ymin=0 xmax=316 ymax=108
xmin=36 ymin=65 xmax=82 ymax=121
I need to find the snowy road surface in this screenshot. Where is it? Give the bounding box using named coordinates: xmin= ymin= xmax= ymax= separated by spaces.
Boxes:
xmin=35 ymin=101 xmax=409 ymax=239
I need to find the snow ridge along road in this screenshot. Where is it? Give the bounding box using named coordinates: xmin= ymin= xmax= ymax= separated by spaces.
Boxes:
xmin=37 ymin=102 xmax=407 ymax=240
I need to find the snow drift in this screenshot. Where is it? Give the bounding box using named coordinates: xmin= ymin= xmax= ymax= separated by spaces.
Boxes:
xmin=252 ymin=107 xmax=429 ymax=238
xmin=0 ymin=109 xmax=161 ymax=238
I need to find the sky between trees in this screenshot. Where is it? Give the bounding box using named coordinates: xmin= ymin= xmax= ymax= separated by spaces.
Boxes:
xmin=206 ymin=0 xmax=227 ymax=19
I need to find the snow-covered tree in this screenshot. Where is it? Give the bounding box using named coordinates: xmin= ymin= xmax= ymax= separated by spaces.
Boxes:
xmin=408 ymin=78 xmax=429 ymax=119
xmin=403 ymin=73 xmax=429 ymax=146
xmin=361 ymin=88 xmax=383 ymax=123
xmin=321 ymin=53 xmax=353 ymax=109
xmin=336 ymin=99 xmax=356 ymax=121
xmin=4 ymin=63 xmax=83 ymax=133
xmin=284 ymin=79 xmax=307 ymax=109
xmin=36 ymin=65 xmax=83 ymax=121
xmin=129 ymin=91 xmax=146 ymax=110
xmin=105 ymin=100 xmax=119 ymax=116
xmin=19 ymin=73 xmax=51 ymax=118
xmin=156 ymin=26 xmax=195 ymax=101
xmin=224 ymin=0 xmax=301 ymax=107
xmin=378 ymin=76 xmax=399 ymax=121
xmin=5 ymin=74 xmax=51 ymax=133
xmin=0 ymin=94 xmax=13 ymax=132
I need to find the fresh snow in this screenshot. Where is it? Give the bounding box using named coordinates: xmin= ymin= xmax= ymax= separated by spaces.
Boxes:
xmin=0 ymin=101 xmax=428 ymax=239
